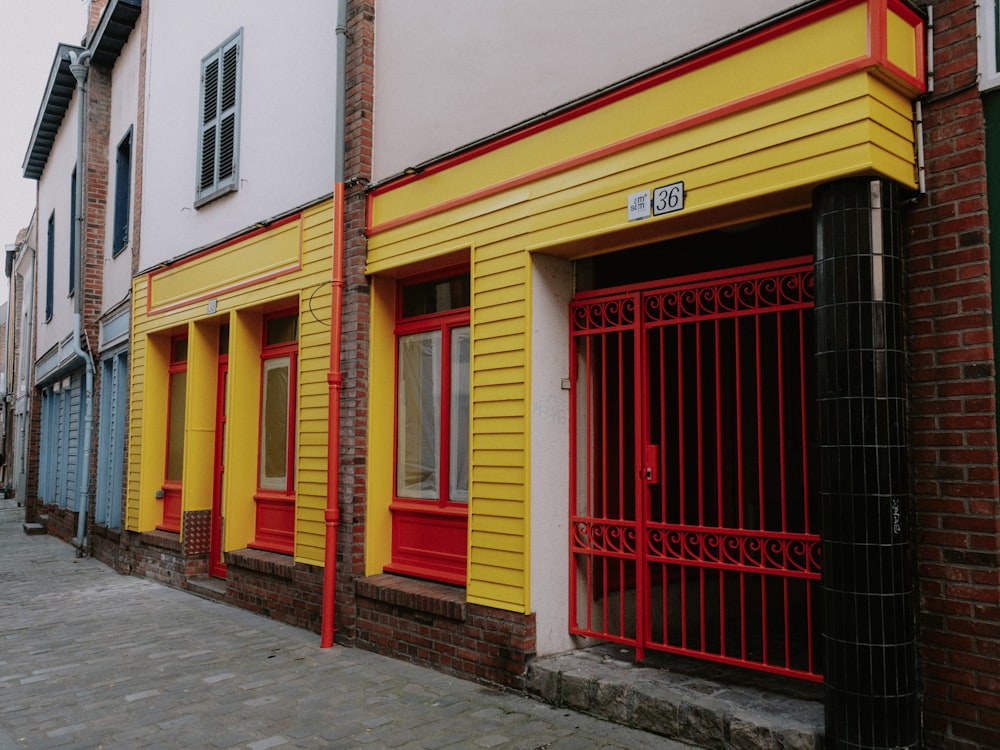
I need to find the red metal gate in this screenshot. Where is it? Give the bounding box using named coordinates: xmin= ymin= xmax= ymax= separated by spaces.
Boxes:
xmin=569 ymin=256 xmax=821 ymax=681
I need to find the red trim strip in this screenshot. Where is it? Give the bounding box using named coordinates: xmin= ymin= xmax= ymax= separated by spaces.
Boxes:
xmin=368 ymin=56 xmax=873 ymax=236
xmin=367 ymin=0 xmax=925 ymax=239
xmin=370 ymin=0 xmax=864 ymax=200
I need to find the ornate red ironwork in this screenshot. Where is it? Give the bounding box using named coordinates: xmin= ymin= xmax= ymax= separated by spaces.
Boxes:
xmin=646 ymin=524 xmax=820 ymax=577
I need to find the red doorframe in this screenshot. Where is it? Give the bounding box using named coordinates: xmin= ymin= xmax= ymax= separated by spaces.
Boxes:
xmin=210 ymin=357 xmax=229 ymax=579
xmin=569 ymin=256 xmax=821 ymax=681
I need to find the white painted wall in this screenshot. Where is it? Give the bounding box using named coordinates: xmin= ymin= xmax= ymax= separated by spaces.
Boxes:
xmin=35 ymin=92 xmax=80 ymax=358
xmin=530 ymin=254 xmax=575 ymax=656
xmin=139 ymin=0 xmax=337 ymax=270
xmin=102 ymin=26 xmax=141 ymax=317
xmin=373 ymin=0 xmax=801 ymax=181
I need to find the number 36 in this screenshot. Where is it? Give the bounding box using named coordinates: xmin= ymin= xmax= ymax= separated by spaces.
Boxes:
xmin=652 ymin=182 xmax=684 ymax=216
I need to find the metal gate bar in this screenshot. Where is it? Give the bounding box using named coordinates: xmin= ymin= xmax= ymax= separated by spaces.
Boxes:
xmin=570 ymin=257 xmax=821 ymax=681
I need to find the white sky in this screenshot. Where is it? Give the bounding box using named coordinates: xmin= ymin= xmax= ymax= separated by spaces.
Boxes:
xmin=0 ymin=0 xmax=89 ymax=300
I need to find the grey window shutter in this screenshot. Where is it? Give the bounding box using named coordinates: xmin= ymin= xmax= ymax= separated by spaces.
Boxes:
xmin=196 ymin=29 xmax=242 ymax=206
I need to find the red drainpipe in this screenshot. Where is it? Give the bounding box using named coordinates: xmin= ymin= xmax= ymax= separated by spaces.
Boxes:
xmin=322 ymin=0 xmax=348 ymax=648
xmin=322 ymin=182 xmax=345 ymax=648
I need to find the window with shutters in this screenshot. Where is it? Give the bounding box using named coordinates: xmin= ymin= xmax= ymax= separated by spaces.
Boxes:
xmin=981 ymin=1 xmax=1000 ymax=90
xmin=113 ymin=129 xmax=132 ymax=256
xmin=69 ymin=169 xmax=76 ymax=295
xmin=195 ymin=29 xmax=243 ymax=207
xmin=45 ymin=212 xmax=55 ymax=322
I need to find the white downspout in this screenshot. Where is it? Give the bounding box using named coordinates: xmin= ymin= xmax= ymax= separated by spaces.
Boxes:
xmin=68 ymin=50 xmax=95 ymax=555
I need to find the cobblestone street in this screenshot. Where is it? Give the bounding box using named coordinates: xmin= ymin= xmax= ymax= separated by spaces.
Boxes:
xmin=0 ymin=500 xmax=693 ymax=750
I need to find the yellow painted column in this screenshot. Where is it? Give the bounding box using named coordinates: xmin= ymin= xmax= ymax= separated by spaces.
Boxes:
xmin=136 ymin=332 xmax=170 ymax=531
xmin=365 ymin=274 xmax=395 ymax=575
xmin=183 ymin=320 xmax=220 ymax=513
xmin=225 ymin=308 xmax=263 ymax=551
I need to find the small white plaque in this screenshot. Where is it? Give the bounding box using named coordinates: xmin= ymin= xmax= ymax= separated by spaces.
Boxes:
xmin=627 ymin=190 xmax=651 ymax=221
xmin=652 ymin=181 xmax=685 ymax=216
xmin=207 ymin=298 xmax=218 ymax=314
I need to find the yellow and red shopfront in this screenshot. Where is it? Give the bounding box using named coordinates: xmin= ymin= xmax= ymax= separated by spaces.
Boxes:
xmin=126 ymin=200 xmax=334 ymax=584
xmin=365 ymin=1 xmax=925 ymax=747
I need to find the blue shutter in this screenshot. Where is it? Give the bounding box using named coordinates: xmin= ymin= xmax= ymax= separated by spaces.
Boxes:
xmin=39 ymin=390 xmax=54 ymax=504
xmin=96 ymin=351 xmax=127 ymax=528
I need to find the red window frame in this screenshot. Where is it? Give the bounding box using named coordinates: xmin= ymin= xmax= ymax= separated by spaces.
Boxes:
xmin=385 ymin=268 xmax=471 ymax=585
xmin=158 ymin=335 xmax=187 ymax=533
xmin=250 ymin=310 xmax=298 ymax=555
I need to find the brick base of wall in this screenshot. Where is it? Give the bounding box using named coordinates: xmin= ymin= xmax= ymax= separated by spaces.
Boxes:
xmin=224 ymin=548 xmax=324 ymax=632
xmin=122 ymin=528 xmax=200 ymax=587
xmin=90 ymin=524 xmax=123 ymax=571
xmin=354 ymin=574 xmax=537 ymax=690
xmin=39 ymin=503 xmax=78 ymax=543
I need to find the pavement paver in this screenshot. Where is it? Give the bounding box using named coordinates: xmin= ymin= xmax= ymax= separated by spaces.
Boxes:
xmin=0 ymin=501 xmax=692 ymax=750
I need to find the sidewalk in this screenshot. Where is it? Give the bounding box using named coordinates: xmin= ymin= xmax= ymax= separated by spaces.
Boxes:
xmin=0 ymin=499 xmax=692 ymax=750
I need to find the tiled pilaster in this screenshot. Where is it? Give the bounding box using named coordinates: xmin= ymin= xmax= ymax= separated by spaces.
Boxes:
xmin=813 ymin=177 xmax=917 ymax=749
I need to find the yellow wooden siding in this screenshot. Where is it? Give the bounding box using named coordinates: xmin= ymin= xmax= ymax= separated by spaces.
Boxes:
xmin=148 ymin=219 xmax=301 ymax=312
xmin=886 ymin=7 xmax=919 ymax=78
xmin=126 ymin=199 xmax=334 ymax=568
xmin=366 ymin=2 xmax=924 ymax=616
xmin=125 ymin=276 xmax=148 ymax=532
xmin=368 ymin=76 xmax=916 ymax=278
xmin=369 ymin=3 xmax=875 ymax=230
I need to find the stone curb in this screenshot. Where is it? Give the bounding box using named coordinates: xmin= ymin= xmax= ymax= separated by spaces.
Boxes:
xmin=527 ymin=647 xmax=824 ymax=750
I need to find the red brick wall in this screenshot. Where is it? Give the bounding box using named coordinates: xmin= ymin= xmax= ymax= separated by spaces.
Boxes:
xmin=24 ymin=223 xmax=41 ymax=523
xmin=224 ymin=550 xmax=324 ymax=632
xmin=907 ymin=2 xmax=1000 ymax=748
xmin=90 ymin=525 xmax=122 ymax=570
xmin=39 ymin=503 xmax=78 ymax=542
xmin=86 ymin=0 xmax=109 ymax=43
xmin=355 ymin=575 xmax=537 ymax=689
xmin=122 ymin=530 xmax=192 ymax=587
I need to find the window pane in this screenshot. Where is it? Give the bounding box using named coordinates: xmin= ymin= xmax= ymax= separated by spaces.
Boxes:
xmin=449 ymin=326 xmax=470 ymax=503
xmin=219 ymin=325 xmax=229 ymax=355
xmin=260 ymin=356 xmax=290 ymax=490
xmin=401 ymin=273 xmax=470 ymax=318
xmin=266 ymin=314 xmax=298 ymax=345
xmin=396 ymin=330 xmax=441 ymax=499
xmin=172 ymin=338 xmax=188 ymax=363
xmin=166 ymin=371 xmax=187 ymax=482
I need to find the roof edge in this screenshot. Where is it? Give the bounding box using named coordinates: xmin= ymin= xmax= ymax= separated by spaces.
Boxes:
xmin=22 ymin=43 xmax=84 ymax=181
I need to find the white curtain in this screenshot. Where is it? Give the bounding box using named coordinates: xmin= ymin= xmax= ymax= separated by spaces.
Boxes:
xmin=396 ymin=330 xmax=441 ymax=498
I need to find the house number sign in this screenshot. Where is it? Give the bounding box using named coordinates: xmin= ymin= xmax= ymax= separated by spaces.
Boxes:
xmin=627 ymin=181 xmax=685 ymax=221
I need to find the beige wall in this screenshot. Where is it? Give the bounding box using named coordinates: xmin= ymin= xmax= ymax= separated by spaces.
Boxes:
xmin=372 ymin=0 xmax=800 ymax=181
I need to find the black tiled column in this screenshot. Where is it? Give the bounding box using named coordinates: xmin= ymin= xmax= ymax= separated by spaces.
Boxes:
xmin=813 ymin=178 xmax=918 ymax=749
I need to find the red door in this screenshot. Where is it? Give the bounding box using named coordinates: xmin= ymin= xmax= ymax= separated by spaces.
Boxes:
xmin=210 ymin=358 xmax=228 ymax=578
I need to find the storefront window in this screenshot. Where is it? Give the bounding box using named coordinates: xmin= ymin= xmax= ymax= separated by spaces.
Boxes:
xmin=387 ymin=270 xmax=470 ymax=584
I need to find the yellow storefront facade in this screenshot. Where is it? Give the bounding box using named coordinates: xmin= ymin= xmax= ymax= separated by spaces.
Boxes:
xmin=126 ymin=199 xmax=333 ymax=601
xmin=363 ymin=0 xmax=926 ymax=744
